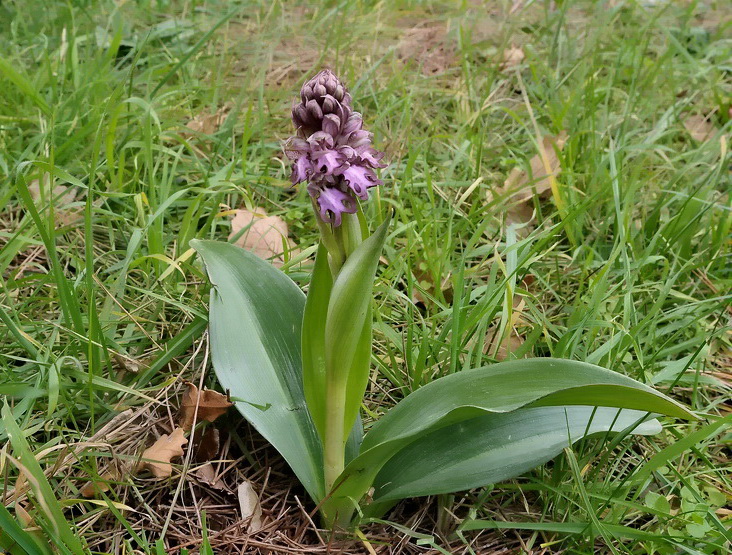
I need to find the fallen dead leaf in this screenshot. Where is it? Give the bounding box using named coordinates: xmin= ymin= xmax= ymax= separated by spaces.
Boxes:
xmin=500 ymin=46 xmax=525 ymax=71
xmin=237 ymin=480 xmax=263 ymax=532
xmin=488 ymin=132 xmax=568 ymax=228
xmin=484 ymin=296 xmax=531 ymax=361
xmin=112 ymin=353 xmax=144 ymax=374
xmin=229 ymin=207 xmax=296 ymax=266
xmin=179 ymin=382 xmax=233 ymax=431
xmin=136 ymin=428 xmax=188 ymax=479
xmin=194 ymin=462 xmax=227 ymax=491
xmin=27 ymin=174 xmax=82 ymax=227
xmin=184 ymin=104 xmax=231 ymax=136
xmin=80 ymin=469 xmax=121 ymax=498
xmin=412 ymin=261 xmax=453 ymax=307
xmin=503 ymin=132 xmax=568 ymax=199
xmin=683 ymin=114 xmax=717 ymax=142
xmin=193 ymin=426 xmax=221 ymax=463
xmin=486 ymin=327 xmax=525 ymax=361
xmin=15 ymin=503 xmax=34 ymax=528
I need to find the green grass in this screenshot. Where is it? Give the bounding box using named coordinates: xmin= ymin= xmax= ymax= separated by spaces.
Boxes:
xmin=0 ymin=0 xmax=730 ymax=553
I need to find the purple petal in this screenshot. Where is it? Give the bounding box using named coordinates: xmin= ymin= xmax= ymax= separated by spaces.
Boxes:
xmin=291 ymin=155 xmax=312 ymax=184
xmin=321 ymin=95 xmax=337 ymax=114
xmin=358 ymin=147 xmax=386 ymax=168
xmin=340 ymin=164 xmax=381 ymax=199
xmin=313 ymin=187 xmax=358 ymax=227
xmin=308 ymin=131 xmax=334 ymax=149
xmin=300 ymin=85 xmax=313 ymax=104
xmin=312 ymin=149 xmax=344 ymax=175
xmin=284 ymin=137 xmax=309 ymax=160
xmin=347 ymin=130 xmax=372 ymax=150
xmin=336 ymin=145 xmax=356 ymax=161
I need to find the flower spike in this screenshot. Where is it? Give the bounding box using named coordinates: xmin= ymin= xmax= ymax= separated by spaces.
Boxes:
xmin=286 ymin=69 xmax=385 ymax=227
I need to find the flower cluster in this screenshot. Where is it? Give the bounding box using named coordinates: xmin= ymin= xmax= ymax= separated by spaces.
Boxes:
xmin=285 ymin=70 xmax=385 ymax=227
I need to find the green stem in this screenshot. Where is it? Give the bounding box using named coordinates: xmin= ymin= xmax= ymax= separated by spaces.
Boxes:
xmin=313 ymin=207 xmax=368 ymax=529
xmin=319 ymin=210 xmax=366 ymax=529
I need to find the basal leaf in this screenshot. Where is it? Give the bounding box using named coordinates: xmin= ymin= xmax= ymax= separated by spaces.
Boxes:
xmin=372 ymin=406 xmax=659 ymax=502
xmin=192 ymin=240 xmax=324 ymax=501
xmin=362 ymin=359 xmax=694 ymax=451
xmin=331 ymin=358 xmax=695 ymax=512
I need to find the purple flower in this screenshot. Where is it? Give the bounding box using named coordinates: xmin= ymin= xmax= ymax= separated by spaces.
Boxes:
xmin=309 ymin=186 xmax=358 ymax=227
xmin=292 ymin=155 xmax=312 ymax=184
xmin=339 ymin=164 xmax=381 ymax=200
xmin=285 ymin=70 xmax=385 ymax=227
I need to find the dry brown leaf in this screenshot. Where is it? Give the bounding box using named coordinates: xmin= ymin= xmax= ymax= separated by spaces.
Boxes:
xmin=500 ymin=46 xmax=525 ymax=71
xmin=27 ymin=175 xmax=82 ymax=227
xmin=412 ymin=262 xmax=453 ymax=307
xmin=136 ymin=428 xmax=188 ymax=479
xmin=179 ymin=382 xmax=233 ymax=431
xmin=484 ymin=297 xmax=530 ymax=360
xmin=504 ymin=132 xmax=568 ymax=199
xmin=15 ymin=503 xmax=34 ymax=528
xmin=486 ymin=328 xmax=525 ymax=361
xmin=683 ymin=114 xmax=717 ymax=142
xmin=80 ymin=470 xmax=120 ymax=498
xmin=194 ymin=463 xmax=227 ymax=491
xmin=193 ymin=426 xmax=221 ymax=462
xmin=489 ymin=132 xmax=568 ymax=228
xmin=229 ymin=207 xmax=296 ymax=267
xmin=237 ymin=480 xmax=263 ymax=532
xmin=185 ymin=104 xmax=231 ymax=136
xmin=112 ymin=353 xmax=144 ymax=374
xmin=14 ymin=503 xmax=46 ymax=545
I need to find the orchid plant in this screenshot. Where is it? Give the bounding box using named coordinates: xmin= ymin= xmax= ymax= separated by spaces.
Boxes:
xmin=191 ymin=70 xmax=695 ymax=530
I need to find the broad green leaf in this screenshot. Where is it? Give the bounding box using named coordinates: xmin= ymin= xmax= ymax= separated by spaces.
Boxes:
xmin=345 ymin=413 xmax=364 ymax=465
xmin=192 ymin=240 xmax=324 ymax=501
xmin=332 ymin=358 xmax=695 ymax=511
xmin=325 ymin=218 xmax=389 ymax=442
xmin=372 ymin=406 xmax=659 ymax=502
xmin=301 ymin=242 xmax=332 ymax=441
xmin=344 ymin=304 xmax=372 ymax=441
xmin=362 ymin=359 xmax=693 ymax=451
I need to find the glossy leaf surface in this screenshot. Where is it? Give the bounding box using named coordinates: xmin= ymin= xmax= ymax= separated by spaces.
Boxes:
xmin=362 ymin=359 xmax=693 ymax=451
xmin=301 ymin=242 xmax=332 ymax=441
xmin=372 ymin=406 xmax=659 ymax=501
xmin=333 ymin=359 xmax=695 ymax=510
xmin=192 ymin=240 xmax=324 ymax=501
